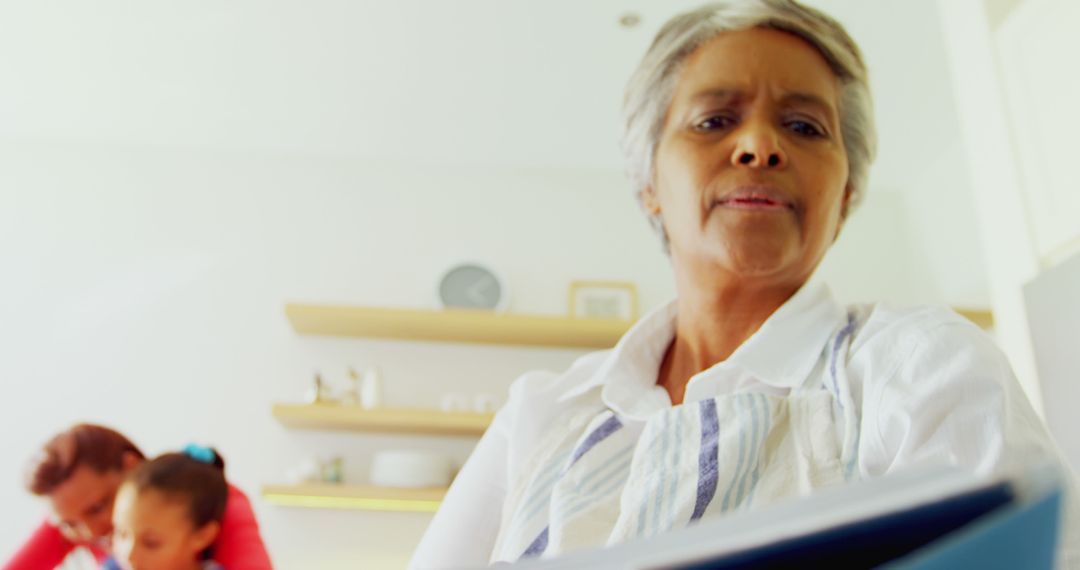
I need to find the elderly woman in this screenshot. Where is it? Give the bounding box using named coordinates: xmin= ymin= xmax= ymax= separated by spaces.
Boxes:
xmin=410 ymin=1 xmax=1078 ymax=567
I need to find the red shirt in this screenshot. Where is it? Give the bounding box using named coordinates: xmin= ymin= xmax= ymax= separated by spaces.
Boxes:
xmin=4 ymin=485 xmax=272 ymax=570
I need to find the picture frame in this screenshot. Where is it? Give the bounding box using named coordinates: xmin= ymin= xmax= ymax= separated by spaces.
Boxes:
xmin=568 ymin=281 xmax=639 ymax=321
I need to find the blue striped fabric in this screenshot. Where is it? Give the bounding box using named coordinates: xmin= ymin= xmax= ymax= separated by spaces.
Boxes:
xmin=649 ymin=411 xmax=675 ymax=536
xmin=635 ymin=411 xmax=671 ymax=538
xmin=690 ymin=398 xmax=720 ymax=521
xmin=569 ymin=414 xmax=623 ymax=468
xmin=828 ymin=312 xmax=861 ymax=481
xmin=745 ymin=394 xmax=772 ymax=505
xmin=510 ymin=449 xmax=573 ymax=534
xmin=521 ymin=527 xmax=549 ymax=558
xmin=720 ymin=394 xmax=749 ymax=512
xmin=828 ymin=314 xmax=857 ymax=408
xmin=519 ymin=413 xmax=625 ymax=560
xmin=499 ymin=333 xmax=854 ymax=562
xmin=735 ymin=393 xmax=763 ymax=507
xmin=559 ymin=446 xmax=635 ymax=520
xmin=663 ymin=411 xmax=686 ymax=531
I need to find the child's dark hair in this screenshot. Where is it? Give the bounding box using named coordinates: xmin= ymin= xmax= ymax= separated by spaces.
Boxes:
xmin=125 ymin=447 xmax=228 ymax=530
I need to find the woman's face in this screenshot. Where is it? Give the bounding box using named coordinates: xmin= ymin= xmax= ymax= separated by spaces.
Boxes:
xmin=645 ymin=27 xmax=850 ymax=288
xmin=48 ymin=452 xmax=142 ymax=545
xmin=111 ymin=485 xmax=218 ymax=570
xmin=48 ymin=465 xmax=127 ymax=545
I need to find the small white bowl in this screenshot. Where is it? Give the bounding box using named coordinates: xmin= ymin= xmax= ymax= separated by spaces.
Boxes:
xmin=370 ymin=451 xmax=453 ymax=488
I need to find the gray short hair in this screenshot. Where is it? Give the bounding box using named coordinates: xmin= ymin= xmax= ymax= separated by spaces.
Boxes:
xmin=622 ymin=0 xmax=877 ymax=248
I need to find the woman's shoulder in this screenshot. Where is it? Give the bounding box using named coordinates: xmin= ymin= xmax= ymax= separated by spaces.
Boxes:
xmin=215 ymin=482 xmax=273 ymax=568
xmin=495 ymin=349 xmax=612 ymax=440
xmin=840 ymin=301 xmax=1024 ymax=426
xmin=844 ymin=303 xmax=1056 ymax=482
xmin=505 ymin=349 xmax=612 ymax=403
xmin=222 ymin=482 xmax=255 ymax=517
xmin=841 ymin=302 xmax=1007 ymax=395
xmin=846 ymin=302 xmax=990 ymax=356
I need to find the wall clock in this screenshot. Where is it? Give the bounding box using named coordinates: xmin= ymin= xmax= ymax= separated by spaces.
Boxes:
xmin=437 ymin=263 xmax=507 ymax=312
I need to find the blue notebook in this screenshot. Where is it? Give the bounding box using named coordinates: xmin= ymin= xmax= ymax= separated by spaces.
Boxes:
xmin=509 ymin=465 xmax=1063 ymax=570
xmin=884 ymin=485 xmax=1061 ymax=570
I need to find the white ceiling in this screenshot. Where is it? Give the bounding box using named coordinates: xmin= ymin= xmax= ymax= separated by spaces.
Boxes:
xmin=0 ymin=0 xmax=964 ymax=192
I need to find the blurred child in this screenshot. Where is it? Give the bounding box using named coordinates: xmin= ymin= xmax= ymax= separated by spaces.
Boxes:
xmin=105 ymin=445 xmax=229 ymax=570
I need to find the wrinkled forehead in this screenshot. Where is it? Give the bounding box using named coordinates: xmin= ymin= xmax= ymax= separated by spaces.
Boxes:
xmin=672 ymin=27 xmax=841 ymax=112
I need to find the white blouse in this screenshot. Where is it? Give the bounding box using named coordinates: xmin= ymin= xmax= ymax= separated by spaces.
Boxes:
xmin=409 ymin=283 xmax=1078 ymax=569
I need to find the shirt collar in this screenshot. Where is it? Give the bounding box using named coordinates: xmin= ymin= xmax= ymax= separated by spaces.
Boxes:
xmin=726 ymin=281 xmax=846 ymax=387
xmin=560 ymin=281 xmax=846 ymax=417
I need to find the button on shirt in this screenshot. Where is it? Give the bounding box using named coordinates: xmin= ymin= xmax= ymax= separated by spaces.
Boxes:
xmin=409 ymin=283 xmax=1079 ymax=569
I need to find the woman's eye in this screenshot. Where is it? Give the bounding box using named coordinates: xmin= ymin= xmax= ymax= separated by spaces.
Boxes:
xmin=694 ymin=115 xmax=734 ymax=131
xmin=87 ymin=492 xmax=115 ymax=517
xmin=788 ymin=120 xmax=824 ymax=137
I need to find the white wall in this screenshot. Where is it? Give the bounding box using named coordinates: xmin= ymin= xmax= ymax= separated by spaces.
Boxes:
xmin=936 ymin=0 xmax=1044 ymax=407
xmin=995 ymin=0 xmax=1080 ymax=264
xmin=1024 ymin=252 xmax=1080 ymax=475
xmin=0 ymin=1 xmax=994 ymax=568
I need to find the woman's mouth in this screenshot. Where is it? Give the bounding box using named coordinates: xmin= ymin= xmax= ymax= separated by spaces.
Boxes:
xmin=714 ymin=187 xmax=796 ymax=211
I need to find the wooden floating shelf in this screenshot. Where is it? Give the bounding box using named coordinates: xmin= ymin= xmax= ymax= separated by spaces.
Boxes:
xmin=954 ymin=308 xmax=994 ymax=330
xmin=262 ymin=483 xmax=445 ymax=512
xmin=272 ymin=403 xmax=494 ymax=436
xmin=285 ymin=303 xmax=630 ymax=349
xmin=285 ymin=303 xmax=994 ymax=350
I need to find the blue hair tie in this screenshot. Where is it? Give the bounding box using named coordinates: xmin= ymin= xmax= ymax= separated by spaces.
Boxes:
xmin=183 ymin=444 xmax=215 ymax=464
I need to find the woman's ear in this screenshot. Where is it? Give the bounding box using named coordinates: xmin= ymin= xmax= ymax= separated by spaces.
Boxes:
xmin=121 ymin=451 xmax=142 ymax=473
xmin=833 ymin=184 xmax=853 ymax=243
xmin=640 ymin=185 xmax=662 ymax=215
xmin=840 ymin=184 xmax=853 ymax=221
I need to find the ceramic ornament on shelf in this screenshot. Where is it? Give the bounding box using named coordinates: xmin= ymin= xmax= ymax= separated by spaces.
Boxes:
xmin=304 ymin=372 xmax=330 ymax=404
xmin=286 ymin=457 xmax=344 ymax=485
xmin=343 ymin=367 xmax=362 ymax=406
xmin=437 ymin=262 xmax=508 ymax=312
xmin=321 ymin=457 xmax=344 ymax=484
xmin=360 ymin=367 xmax=382 ymax=410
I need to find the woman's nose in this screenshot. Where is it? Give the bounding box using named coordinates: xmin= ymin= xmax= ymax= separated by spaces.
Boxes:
xmin=89 ymin=516 xmax=113 ymax=541
xmin=730 ymin=122 xmax=787 ymax=169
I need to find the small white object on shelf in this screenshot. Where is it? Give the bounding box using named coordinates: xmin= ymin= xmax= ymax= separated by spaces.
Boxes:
xmin=360 ymin=367 xmax=382 ymax=409
xmin=473 ymin=393 xmax=497 ymax=414
xmin=440 ymin=392 xmax=469 ymax=413
xmin=370 ymin=450 xmax=453 ymax=488
xmin=285 ymin=458 xmax=322 ymax=485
